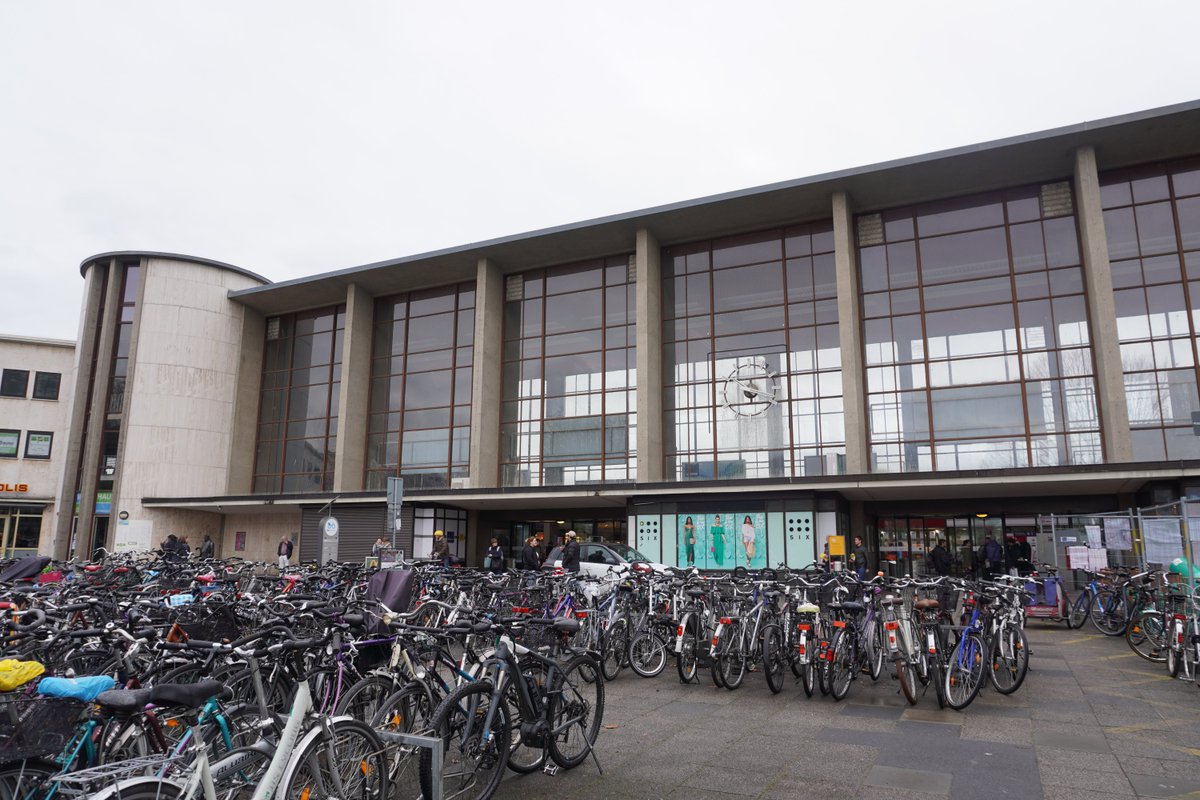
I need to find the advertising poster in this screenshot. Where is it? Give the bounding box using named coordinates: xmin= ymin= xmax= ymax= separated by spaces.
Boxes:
xmin=0 ymin=431 xmax=17 ymax=458
xmin=732 ymin=512 xmax=767 ymax=569
xmin=677 ymin=515 xmax=709 ymax=569
xmin=25 ymin=432 xmax=52 ymax=458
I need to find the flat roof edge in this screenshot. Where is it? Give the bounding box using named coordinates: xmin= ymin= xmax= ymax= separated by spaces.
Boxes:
xmin=80 ymin=251 xmax=271 ymax=285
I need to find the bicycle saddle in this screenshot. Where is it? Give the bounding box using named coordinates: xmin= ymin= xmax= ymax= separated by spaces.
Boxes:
xmin=150 ymin=679 xmax=231 ymax=710
xmin=95 ymin=688 xmax=153 ymax=714
xmin=830 ymin=601 xmax=866 ymax=613
xmin=914 ymin=599 xmax=940 ymax=610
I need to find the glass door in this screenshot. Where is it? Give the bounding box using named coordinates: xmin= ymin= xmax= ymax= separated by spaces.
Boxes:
xmin=0 ymin=510 xmax=42 ymax=559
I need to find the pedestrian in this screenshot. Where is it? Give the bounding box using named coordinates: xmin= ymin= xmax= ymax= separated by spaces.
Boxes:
xmin=929 ymin=539 xmax=951 ymax=577
xmin=980 ymin=536 xmax=1003 ymax=578
xmin=160 ymin=534 xmax=180 ymax=563
xmin=560 ymin=530 xmax=581 ymax=572
xmin=372 ymin=536 xmax=388 ymax=558
xmin=199 ymin=534 xmax=215 ymax=560
xmin=1004 ymin=536 xmax=1020 ymax=576
xmin=521 ymin=536 xmax=542 ymax=570
xmin=851 ymin=535 xmax=868 ymax=580
xmin=430 ymin=530 xmax=450 ymax=568
xmin=485 ymin=538 xmax=505 ymax=574
xmin=278 ymin=535 xmax=293 ymax=570
xmin=177 ymin=536 xmax=192 ymax=561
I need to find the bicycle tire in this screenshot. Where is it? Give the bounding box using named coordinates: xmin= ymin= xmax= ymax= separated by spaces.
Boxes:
xmin=827 ymin=629 xmax=853 ymax=701
xmin=1090 ymin=590 xmax=1128 ymax=636
xmin=547 ymin=655 xmax=604 ymax=770
xmin=865 ymin=620 xmax=885 ymax=681
xmin=1167 ymin=640 xmax=1182 ymax=678
xmin=1126 ymin=610 xmax=1168 ymax=662
xmin=894 ymin=657 xmax=918 ymax=705
xmin=988 ymin=624 xmax=1029 ymax=695
xmin=627 ymin=631 xmax=667 ymax=678
xmin=210 ymin=745 xmax=274 ymax=800
xmin=335 ymin=673 xmax=401 ymax=721
xmin=279 ymin=718 xmax=389 ymax=800
xmin=943 ymin=633 xmax=985 ymax=710
xmin=761 ymin=625 xmax=785 ymax=694
xmin=1068 ymin=591 xmax=1091 ymax=630
xmin=717 ymin=626 xmax=747 ymax=691
xmin=419 ymin=681 xmax=509 ymax=800
xmin=676 ymin=617 xmax=699 ymax=684
xmin=0 ymin=759 xmax=57 ymax=800
xmin=801 ymin=661 xmax=816 ymax=697
xmin=601 ymin=618 xmax=628 ymax=681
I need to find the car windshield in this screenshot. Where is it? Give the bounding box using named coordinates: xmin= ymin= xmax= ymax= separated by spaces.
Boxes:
xmin=607 ymin=543 xmax=651 ymax=563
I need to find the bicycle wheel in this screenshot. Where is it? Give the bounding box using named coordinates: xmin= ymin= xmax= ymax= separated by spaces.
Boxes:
xmin=761 ymin=625 xmax=786 ymax=694
xmin=988 ymin=624 xmax=1029 ymax=694
xmin=866 ymin=620 xmax=885 ymax=681
xmin=827 ymin=630 xmax=853 ymax=701
xmin=1090 ymin=590 xmax=1128 ymax=636
xmin=419 ymin=681 xmax=509 ymax=800
xmin=279 ymin=718 xmax=389 ymax=800
xmin=547 ymin=655 xmax=604 ymax=770
xmin=676 ymin=617 xmax=700 ymax=684
xmin=98 ymin=715 xmax=156 ymax=765
xmin=0 ymin=759 xmax=57 ymax=800
xmin=627 ymin=631 xmax=667 ymax=678
xmin=1127 ymin=610 xmax=1168 ymax=662
xmin=895 ymin=657 xmax=918 ymax=705
xmin=716 ymin=627 xmax=747 ymax=691
xmin=801 ymin=661 xmax=816 ymax=697
xmin=601 ymin=618 xmax=628 ymax=681
xmin=210 ymin=745 xmax=274 ymax=800
xmin=1068 ymin=591 xmax=1091 ymax=630
xmin=1167 ymin=639 xmax=1182 ymax=678
xmin=943 ymin=633 xmax=985 ymax=710
xmin=335 ymin=673 xmax=401 ymax=721
xmin=373 ymin=682 xmax=437 ymax=792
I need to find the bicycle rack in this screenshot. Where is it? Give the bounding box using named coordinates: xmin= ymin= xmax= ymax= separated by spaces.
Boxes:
xmin=378 ymin=730 xmax=444 ymax=800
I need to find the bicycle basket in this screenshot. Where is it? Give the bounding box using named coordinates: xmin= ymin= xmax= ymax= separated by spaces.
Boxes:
xmin=174 ymin=604 xmax=243 ymax=642
xmin=0 ymin=695 xmax=84 ymax=763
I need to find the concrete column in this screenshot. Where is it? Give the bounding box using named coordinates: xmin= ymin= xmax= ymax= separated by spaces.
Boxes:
xmin=832 ymin=192 xmax=869 ymax=474
xmin=54 ymin=262 xmax=107 ymax=558
xmin=226 ymin=307 xmax=265 ymax=493
xmin=334 ymin=283 xmax=374 ymax=492
xmin=1074 ymin=146 xmax=1133 ymax=463
xmin=635 ymin=228 xmax=664 ymax=483
xmin=469 ymin=258 xmax=503 ymax=488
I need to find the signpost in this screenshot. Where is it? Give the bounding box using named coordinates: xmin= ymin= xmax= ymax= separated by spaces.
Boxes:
xmin=387 ymin=477 xmax=404 ymax=549
xmin=320 ymin=515 xmax=339 ymax=564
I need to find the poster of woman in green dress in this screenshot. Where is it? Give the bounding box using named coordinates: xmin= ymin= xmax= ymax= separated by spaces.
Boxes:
xmin=709 ymin=514 xmax=727 ymax=567
xmin=678 ymin=515 xmax=708 ymax=568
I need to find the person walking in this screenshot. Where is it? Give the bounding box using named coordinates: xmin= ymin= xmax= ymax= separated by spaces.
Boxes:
xmin=929 ymin=539 xmax=952 ymax=577
xmin=521 ymin=536 xmax=542 ymax=570
xmin=177 ymin=536 xmax=192 ymax=561
xmin=199 ymin=534 xmax=215 ymax=560
xmin=980 ymin=536 xmax=1003 ymax=579
xmin=278 ymin=536 xmax=293 ymax=570
xmin=561 ymin=530 xmax=581 ymax=572
xmin=430 ymin=530 xmax=450 ymax=568
xmin=850 ymin=536 xmax=869 ymax=580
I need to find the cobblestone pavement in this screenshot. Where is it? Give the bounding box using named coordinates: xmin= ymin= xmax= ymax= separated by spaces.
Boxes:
xmin=495 ymin=624 xmax=1200 ymax=800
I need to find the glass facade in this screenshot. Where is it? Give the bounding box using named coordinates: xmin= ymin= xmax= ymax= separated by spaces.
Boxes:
xmin=662 ymin=223 xmax=844 ymax=481
xmin=501 ymin=256 xmax=636 ymax=486
xmin=1102 ymin=158 xmax=1200 ymax=460
xmin=365 ymin=285 xmax=475 ymax=491
xmin=860 ymin=185 xmax=1102 ymax=472
xmin=253 ymin=305 xmax=345 ymax=493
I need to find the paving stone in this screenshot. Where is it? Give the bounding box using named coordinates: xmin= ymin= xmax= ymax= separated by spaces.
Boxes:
xmin=865 ymin=764 xmax=952 ymax=795
xmin=1126 ymin=773 xmax=1200 ymax=797
xmin=901 ymin=707 xmax=965 ymax=725
xmin=1038 ymin=765 xmax=1133 ymax=794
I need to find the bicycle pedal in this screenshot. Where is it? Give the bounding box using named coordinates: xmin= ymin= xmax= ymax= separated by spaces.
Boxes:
xmin=543 ymin=763 xmax=560 ymax=776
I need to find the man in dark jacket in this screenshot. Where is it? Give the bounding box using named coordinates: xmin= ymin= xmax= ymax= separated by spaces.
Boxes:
xmin=561 ymin=530 xmax=581 ymax=572
xmin=161 ymin=534 xmax=180 ymax=562
xmin=521 ymin=536 xmax=542 ymax=570
xmin=929 ymin=539 xmax=952 ymax=577
xmin=850 ymin=536 xmax=869 ymax=580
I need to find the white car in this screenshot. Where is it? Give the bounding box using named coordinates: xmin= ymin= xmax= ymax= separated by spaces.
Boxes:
xmin=543 ymin=541 xmax=668 ymax=577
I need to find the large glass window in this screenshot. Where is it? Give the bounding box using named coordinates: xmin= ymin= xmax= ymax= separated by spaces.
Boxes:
xmin=0 ymin=370 xmax=29 ymax=398
xmin=32 ymin=372 xmax=60 ymax=401
xmin=663 ymin=222 xmax=843 ymax=480
xmin=254 ymin=305 xmax=345 ymax=493
xmin=366 ymin=284 xmax=474 ymax=491
xmin=861 ymin=185 xmax=1101 ymax=472
xmin=1103 ymin=157 xmax=1200 ymax=460
xmin=501 ymin=256 xmax=635 ymax=486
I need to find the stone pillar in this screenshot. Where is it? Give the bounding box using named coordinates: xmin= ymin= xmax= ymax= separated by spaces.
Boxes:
xmin=226 ymin=307 xmax=265 ymax=493
xmin=334 ymin=283 xmax=374 ymax=492
xmin=832 ymin=192 xmax=869 ymax=475
xmin=1074 ymin=145 xmax=1133 ymax=463
xmin=469 ymin=258 xmax=503 ymax=488
xmin=635 ymin=228 xmax=664 ymax=483
xmin=54 ymin=261 xmax=108 ymax=559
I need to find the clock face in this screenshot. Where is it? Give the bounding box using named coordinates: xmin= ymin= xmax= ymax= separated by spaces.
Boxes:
xmin=720 ymin=360 xmax=779 ymax=417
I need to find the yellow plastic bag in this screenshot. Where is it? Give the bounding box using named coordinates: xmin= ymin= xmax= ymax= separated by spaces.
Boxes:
xmin=0 ymin=659 xmax=45 ymax=691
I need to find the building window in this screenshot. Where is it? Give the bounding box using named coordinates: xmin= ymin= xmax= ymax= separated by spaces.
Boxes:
xmin=32 ymin=372 xmax=60 ymax=401
xmin=0 ymin=370 xmax=29 ymax=398
xmin=24 ymin=431 xmax=52 ymax=459
xmin=0 ymin=430 xmax=18 ymax=458
xmin=663 ymin=223 xmax=842 ymax=481
xmin=860 ymin=184 xmax=1101 ymax=472
xmin=366 ymin=284 xmax=475 ymax=491
xmin=1102 ymin=157 xmax=1200 ymax=461
xmin=412 ymin=506 xmax=469 ymax=560
xmin=253 ymin=305 xmax=346 ymax=493
xmin=501 ymin=256 xmax=636 ymax=487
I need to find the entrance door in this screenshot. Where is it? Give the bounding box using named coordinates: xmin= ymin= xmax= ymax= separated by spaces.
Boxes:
xmin=91 ymin=516 xmax=109 ymax=561
xmin=0 ymin=510 xmax=43 ymax=559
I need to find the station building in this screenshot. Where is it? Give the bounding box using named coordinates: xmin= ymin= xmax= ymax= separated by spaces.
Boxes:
xmin=39 ymin=100 xmax=1200 ymax=573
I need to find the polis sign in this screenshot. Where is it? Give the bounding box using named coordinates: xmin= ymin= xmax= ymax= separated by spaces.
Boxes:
xmin=0 ymin=484 xmax=30 ymax=493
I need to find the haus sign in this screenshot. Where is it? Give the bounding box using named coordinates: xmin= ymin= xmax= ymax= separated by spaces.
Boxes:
xmin=0 ymin=484 xmax=29 ymax=493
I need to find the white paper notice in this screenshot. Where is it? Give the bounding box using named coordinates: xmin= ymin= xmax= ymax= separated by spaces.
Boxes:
xmin=1066 ymin=546 xmax=1089 ymax=569
xmin=1143 ymin=518 xmax=1184 ymax=565
xmin=1087 ymin=548 xmax=1109 ymax=571
xmin=1085 ymin=525 xmax=1102 ymax=549
xmin=1104 ymin=518 xmax=1133 ymax=551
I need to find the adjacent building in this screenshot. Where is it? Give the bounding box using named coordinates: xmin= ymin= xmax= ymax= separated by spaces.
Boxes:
xmin=46 ymin=100 xmax=1200 ymax=573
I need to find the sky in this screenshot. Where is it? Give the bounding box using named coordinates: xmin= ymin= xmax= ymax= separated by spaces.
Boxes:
xmin=1 ymin=1 xmax=1198 ymax=342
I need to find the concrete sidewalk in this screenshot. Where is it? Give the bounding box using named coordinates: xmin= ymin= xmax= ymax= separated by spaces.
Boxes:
xmin=497 ymin=624 xmax=1200 ymax=800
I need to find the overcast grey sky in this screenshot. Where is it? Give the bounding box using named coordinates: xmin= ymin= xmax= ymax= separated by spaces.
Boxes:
xmin=2 ymin=1 xmax=1197 ymax=341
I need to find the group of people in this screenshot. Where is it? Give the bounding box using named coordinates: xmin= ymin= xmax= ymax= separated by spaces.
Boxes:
xmin=159 ymin=533 xmax=216 ymax=562
xmin=520 ymin=530 xmax=579 ymax=572
xmin=921 ymin=535 xmax=1034 ymax=578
